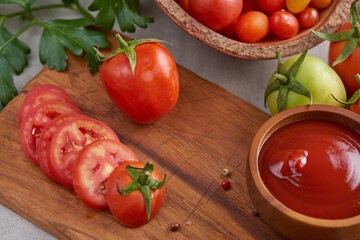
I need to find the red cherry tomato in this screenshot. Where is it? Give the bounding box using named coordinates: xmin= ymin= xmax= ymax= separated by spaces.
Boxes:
xmin=73 ymin=139 xmax=138 ymax=209
xmin=100 ymin=41 xmax=179 ymax=124
xmin=37 ymin=114 xmax=81 ymax=183
xmin=235 ymin=11 xmax=270 ymax=43
xmin=18 ymin=89 xmax=76 ymax=126
xmin=48 ymin=116 xmax=119 ymax=189
xmin=310 ymin=0 xmax=331 ymax=9
xmin=188 ymin=0 xmax=243 ymax=31
xmin=329 ymin=21 xmax=360 ymax=96
xmin=106 ymin=161 xmax=166 ymax=227
xmin=257 ymin=0 xmax=285 ymax=13
xmin=270 ymin=10 xmax=299 ymax=39
xmin=20 ymin=101 xmax=82 ymax=164
xmin=177 ymin=0 xmax=189 ymax=12
xmin=297 ymin=7 xmax=319 ymax=29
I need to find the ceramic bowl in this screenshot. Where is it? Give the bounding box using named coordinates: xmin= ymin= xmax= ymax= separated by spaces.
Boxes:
xmin=154 ymin=0 xmax=352 ymax=59
xmin=247 ymin=104 xmax=360 ymax=240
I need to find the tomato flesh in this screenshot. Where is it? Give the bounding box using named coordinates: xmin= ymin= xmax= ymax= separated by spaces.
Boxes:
xmin=18 ymin=89 xmax=76 ymax=126
xmin=73 ymin=139 xmax=138 ymax=209
xmin=106 ymin=161 xmax=166 ymax=227
xmin=20 ymin=101 xmax=82 ymax=163
xmin=259 ymin=120 xmax=360 ymax=219
xmin=37 ymin=114 xmax=81 ymax=183
xmin=48 ymin=116 xmax=119 ymax=189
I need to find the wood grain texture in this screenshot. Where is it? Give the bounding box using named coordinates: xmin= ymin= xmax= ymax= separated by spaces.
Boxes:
xmin=0 ymin=32 xmax=281 ymax=239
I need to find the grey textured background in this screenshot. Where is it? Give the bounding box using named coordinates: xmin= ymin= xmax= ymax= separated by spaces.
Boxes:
xmin=0 ymin=0 xmax=352 ymax=239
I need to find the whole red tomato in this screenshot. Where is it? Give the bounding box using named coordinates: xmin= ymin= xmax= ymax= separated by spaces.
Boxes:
xmin=235 ymin=11 xmax=270 ymax=43
xmin=188 ymin=0 xmax=243 ymax=31
xmin=257 ymin=0 xmax=285 ymax=13
xmin=106 ymin=161 xmax=166 ymax=227
xmin=97 ymin=35 xmax=179 ymax=124
xmin=270 ymin=10 xmax=299 ymax=39
xmin=329 ymin=21 xmax=360 ymax=96
xmin=297 ymin=7 xmax=319 ymax=29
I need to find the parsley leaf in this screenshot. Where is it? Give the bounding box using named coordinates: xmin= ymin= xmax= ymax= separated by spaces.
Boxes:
xmin=39 ymin=18 xmax=109 ymax=73
xmin=0 ymin=26 xmax=30 ymax=106
xmin=88 ymin=0 xmax=153 ymax=32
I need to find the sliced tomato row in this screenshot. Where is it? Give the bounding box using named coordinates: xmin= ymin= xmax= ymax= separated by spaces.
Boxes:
xmin=19 ymin=84 xmax=138 ymax=209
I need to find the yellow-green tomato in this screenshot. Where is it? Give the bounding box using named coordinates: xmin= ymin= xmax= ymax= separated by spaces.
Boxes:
xmin=266 ymin=55 xmax=347 ymax=115
xmin=286 ymin=0 xmax=311 ymax=13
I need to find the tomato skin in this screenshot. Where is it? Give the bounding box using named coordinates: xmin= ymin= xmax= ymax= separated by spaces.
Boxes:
xmin=270 ymin=10 xmax=299 ymax=39
xmin=188 ymin=0 xmax=243 ymax=31
xmin=48 ymin=116 xmax=119 ymax=189
xmin=349 ymin=102 xmax=360 ymax=115
xmin=37 ymin=114 xmax=81 ymax=183
xmin=106 ymin=161 xmax=166 ymax=227
xmin=20 ymin=101 xmax=82 ymax=164
xmin=73 ymin=139 xmax=138 ymax=209
xmin=266 ymin=55 xmax=347 ymax=115
xmin=329 ymin=21 xmax=360 ymax=96
xmin=235 ymin=11 xmax=270 ymax=43
xmin=257 ymin=0 xmax=285 ymax=13
xmin=286 ymin=0 xmax=310 ymax=14
xmin=177 ymin=0 xmax=189 ymax=12
xmin=24 ymin=84 xmax=71 ymax=102
xmin=242 ymin=0 xmax=261 ymax=13
xmin=310 ymin=0 xmax=331 ymax=9
xmin=18 ymin=89 xmax=76 ymax=126
xmin=100 ymin=43 xmax=179 ymax=124
xmin=297 ymin=7 xmax=319 ymax=29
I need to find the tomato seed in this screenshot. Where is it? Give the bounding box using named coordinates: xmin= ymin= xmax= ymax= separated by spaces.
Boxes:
xmin=221 ymin=180 xmax=231 ymax=190
xmin=170 ymin=223 xmax=180 ymax=232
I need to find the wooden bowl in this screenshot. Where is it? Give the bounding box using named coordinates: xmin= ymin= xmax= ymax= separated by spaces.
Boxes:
xmin=154 ymin=0 xmax=352 ymax=59
xmin=247 ymin=104 xmax=360 ymax=240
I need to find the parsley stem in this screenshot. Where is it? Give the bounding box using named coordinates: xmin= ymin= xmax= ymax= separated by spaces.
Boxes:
xmin=0 ymin=21 xmax=34 ymax=53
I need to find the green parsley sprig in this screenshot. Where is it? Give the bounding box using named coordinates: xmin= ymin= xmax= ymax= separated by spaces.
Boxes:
xmin=0 ymin=0 xmax=153 ymax=108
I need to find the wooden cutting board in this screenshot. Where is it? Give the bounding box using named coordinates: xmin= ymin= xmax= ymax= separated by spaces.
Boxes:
xmin=0 ymin=31 xmax=282 ymax=240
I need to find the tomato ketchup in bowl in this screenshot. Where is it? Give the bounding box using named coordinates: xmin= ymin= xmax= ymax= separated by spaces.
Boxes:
xmin=247 ymin=105 xmax=360 ymax=240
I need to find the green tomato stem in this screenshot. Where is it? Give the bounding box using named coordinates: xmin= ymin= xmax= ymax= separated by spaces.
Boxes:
xmin=274 ymin=73 xmax=288 ymax=84
xmin=116 ymin=34 xmax=129 ymax=49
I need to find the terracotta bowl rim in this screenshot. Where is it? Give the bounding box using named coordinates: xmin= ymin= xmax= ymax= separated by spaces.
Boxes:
xmin=248 ymin=104 xmax=360 ymax=228
xmin=154 ymin=0 xmax=352 ymax=59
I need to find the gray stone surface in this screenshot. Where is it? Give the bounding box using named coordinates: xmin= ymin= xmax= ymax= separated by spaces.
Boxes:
xmin=0 ymin=0 xmax=347 ymax=239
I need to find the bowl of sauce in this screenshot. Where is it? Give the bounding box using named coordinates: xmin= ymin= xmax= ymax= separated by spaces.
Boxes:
xmin=247 ymin=104 xmax=360 ymax=240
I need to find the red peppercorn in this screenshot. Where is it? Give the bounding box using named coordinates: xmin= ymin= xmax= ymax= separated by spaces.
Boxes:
xmin=170 ymin=223 xmax=180 ymax=232
xmin=221 ymin=180 xmax=231 ymax=190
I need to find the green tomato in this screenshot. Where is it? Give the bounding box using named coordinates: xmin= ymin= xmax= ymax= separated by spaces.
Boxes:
xmin=266 ymin=55 xmax=347 ymax=115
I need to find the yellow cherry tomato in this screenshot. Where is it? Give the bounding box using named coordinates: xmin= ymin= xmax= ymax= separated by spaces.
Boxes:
xmin=286 ymin=0 xmax=311 ymax=13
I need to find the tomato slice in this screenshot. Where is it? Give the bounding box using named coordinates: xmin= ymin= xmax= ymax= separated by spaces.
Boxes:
xmin=37 ymin=114 xmax=81 ymax=183
xmin=24 ymin=84 xmax=72 ymax=102
xmin=20 ymin=101 xmax=83 ymax=164
xmin=48 ymin=116 xmax=120 ymax=189
xmin=18 ymin=89 xmax=76 ymax=126
xmin=73 ymin=139 xmax=138 ymax=209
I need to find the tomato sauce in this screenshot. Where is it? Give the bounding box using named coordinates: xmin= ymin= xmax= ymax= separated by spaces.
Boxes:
xmin=259 ymin=119 xmax=360 ymax=219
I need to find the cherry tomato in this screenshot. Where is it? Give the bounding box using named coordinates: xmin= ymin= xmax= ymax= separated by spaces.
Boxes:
xmin=37 ymin=114 xmax=81 ymax=183
xmin=48 ymin=116 xmax=119 ymax=189
xmin=106 ymin=161 xmax=166 ymax=227
xmin=242 ymin=0 xmax=261 ymax=13
xmin=329 ymin=21 xmax=360 ymax=96
xmin=18 ymin=89 xmax=76 ymax=126
xmin=257 ymin=0 xmax=285 ymax=13
xmin=20 ymin=101 xmax=82 ymax=164
xmin=177 ymin=0 xmax=189 ymax=12
xmin=270 ymin=10 xmax=299 ymax=39
xmin=297 ymin=7 xmax=319 ymax=29
xmin=235 ymin=11 xmax=270 ymax=43
xmin=286 ymin=0 xmax=310 ymax=14
xmin=73 ymin=139 xmax=138 ymax=209
xmin=99 ymin=36 xmax=179 ymax=124
xmin=310 ymin=0 xmax=331 ymax=9
xmin=188 ymin=0 xmax=243 ymax=31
